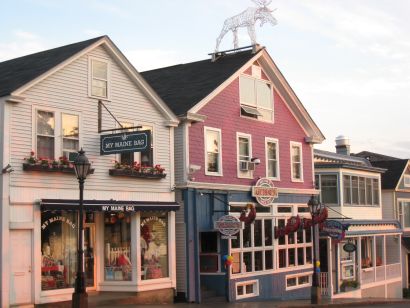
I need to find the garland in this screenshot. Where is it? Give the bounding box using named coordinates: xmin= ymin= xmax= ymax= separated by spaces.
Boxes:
xmin=239 ymin=203 xmax=256 ymax=225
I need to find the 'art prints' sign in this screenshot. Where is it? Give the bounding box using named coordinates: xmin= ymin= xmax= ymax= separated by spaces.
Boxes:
xmin=321 ymin=220 xmax=345 ymax=241
xmin=100 ymin=130 xmax=151 ymax=155
xmin=252 ymin=178 xmax=278 ymax=206
xmin=214 ymin=215 xmax=243 ymax=238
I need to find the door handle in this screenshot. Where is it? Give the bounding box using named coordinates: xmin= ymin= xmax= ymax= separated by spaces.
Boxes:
xmin=28 ymin=266 xmax=32 ymax=273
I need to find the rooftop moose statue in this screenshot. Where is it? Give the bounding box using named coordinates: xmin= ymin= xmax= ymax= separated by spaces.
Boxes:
xmin=215 ymin=0 xmax=277 ymax=52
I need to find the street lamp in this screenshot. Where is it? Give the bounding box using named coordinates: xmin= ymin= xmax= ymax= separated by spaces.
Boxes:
xmin=308 ymin=195 xmax=322 ymax=305
xmin=72 ymin=149 xmax=90 ymax=308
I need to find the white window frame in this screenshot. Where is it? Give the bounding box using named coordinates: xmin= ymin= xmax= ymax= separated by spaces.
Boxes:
xmin=342 ymin=174 xmax=380 ymax=206
xmin=265 ymin=137 xmax=280 ymax=180
xmin=235 ymin=279 xmax=259 ymax=299
xmin=32 ymin=106 xmax=82 ymax=160
xmin=237 ymin=132 xmax=253 ymax=179
xmin=285 ymin=272 xmax=312 ymax=291
xmin=316 ymin=173 xmax=339 ymax=205
xmin=404 ymin=175 xmax=410 ymax=187
xmin=398 ymin=199 xmax=410 ymax=230
xmin=204 ymin=126 xmax=223 ymax=176
xmin=88 ymin=56 xmax=111 ymax=100
xmin=239 ymin=75 xmax=274 ymax=123
xmin=290 ymin=141 xmax=303 ymax=182
xmin=61 ymin=112 xmax=80 ymax=159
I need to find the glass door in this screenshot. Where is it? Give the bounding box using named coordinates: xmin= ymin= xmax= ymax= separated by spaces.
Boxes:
xmin=84 ymin=224 xmax=96 ymax=288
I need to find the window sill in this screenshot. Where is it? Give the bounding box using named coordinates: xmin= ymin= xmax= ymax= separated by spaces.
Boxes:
xmin=23 ymin=163 xmax=95 ymax=175
xmin=109 ymin=169 xmax=166 ymax=179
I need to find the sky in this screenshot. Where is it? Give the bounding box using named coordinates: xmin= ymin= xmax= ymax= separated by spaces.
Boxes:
xmin=0 ymin=0 xmax=409 ymax=158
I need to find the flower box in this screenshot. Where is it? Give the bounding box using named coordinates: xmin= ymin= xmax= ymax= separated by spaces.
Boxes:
xmin=109 ymin=168 xmax=166 ymax=179
xmin=23 ymin=163 xmax=95 ymax=175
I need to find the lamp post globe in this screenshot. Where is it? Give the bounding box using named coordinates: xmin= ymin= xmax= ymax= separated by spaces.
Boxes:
xmin=72 ymin=148 xmax=89 ymax=308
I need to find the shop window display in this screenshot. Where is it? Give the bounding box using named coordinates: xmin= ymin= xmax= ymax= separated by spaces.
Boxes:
xmin=104 ymin=212 xmax=132 ymax=281
xmin=41 ymin=211 xmax=77 ymax=290
xmin=140 ymin=212 xmax=169 ymax=280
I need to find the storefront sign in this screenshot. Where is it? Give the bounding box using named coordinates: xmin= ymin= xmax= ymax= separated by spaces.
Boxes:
xmin=321 ymin=220 xmax=345 ymax=241
xmin=214 ymin=215 xmax=243 ymax=238
xmin=101 ymin=205 xmax=137 ymax=212
xmin=252 ymin=178 xmax=278 ymax=206
xmin=100 ymin=130 xmax=151 ymax=155
xmin=41 ymin=215 xmax=76 ymax=230
xmin=343 ymin=242 xmax=357 ymax=253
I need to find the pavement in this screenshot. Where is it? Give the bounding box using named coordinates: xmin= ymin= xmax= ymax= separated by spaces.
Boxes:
xmin=35 ymin=292 xmax=410 ymax=308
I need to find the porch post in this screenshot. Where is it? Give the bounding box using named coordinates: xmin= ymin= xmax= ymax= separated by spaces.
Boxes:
xmin=373 ymin=236 xmax=376 ymax=282
xmin=357 ymin=237 xmax=362 ymax=284
xmin=383 ymin=235 xmax=386 ymax=280
xmin=328 ymin=237 xmax=333 ymax=296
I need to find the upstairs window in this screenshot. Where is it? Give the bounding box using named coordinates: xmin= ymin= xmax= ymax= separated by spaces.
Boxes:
xmin=343 ymin=175 xmax=379 ymax=206
xmin=62 ymin=113 xmax=79 ymax=159
xmin=90 ymin=58 xmax=109 ymax=98
xmin=237 ymin=133 xmax=252 ymax=178
xmin=205 ymin=127 xmax=222 ymax=175
xmin=290 ymin=142 xmax=303 ymax=182
xmin=404 ymin=175 xmax=410 ymax=187
xmin=316 ymin=174 xmax=338 ymax=205
xmin=239 ymin=76 xmax=273 ymax=122
xmin=266 ymin=138 xmax=279 ymax=179
xmin=399 ymin=201 xmax=410 ymax=229
xmin=37 ymin=110 xmax=55 ymax=159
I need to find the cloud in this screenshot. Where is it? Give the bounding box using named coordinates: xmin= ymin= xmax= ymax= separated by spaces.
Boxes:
xmin=0 ymin=31 xmax=46 ymax=62
xmin=84 ymin=29 xmax=103 ymax=37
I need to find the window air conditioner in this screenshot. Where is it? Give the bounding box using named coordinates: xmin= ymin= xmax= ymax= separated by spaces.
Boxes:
xmin=239 ymin=161 xmax=255 ymax=171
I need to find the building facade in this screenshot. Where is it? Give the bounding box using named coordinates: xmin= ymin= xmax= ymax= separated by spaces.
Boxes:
xmin=143 ymin=46 xmax=325 ymax=302
xmin=0 ymin=36 xmax=179 ymax=306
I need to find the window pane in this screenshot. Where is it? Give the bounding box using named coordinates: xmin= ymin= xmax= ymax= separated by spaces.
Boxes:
xmin=63 ymin=139 xmax=79 ymax=153
xmin=200 ymin=232 xmax=218 ymax=253
xmin=366 ymin=178 xmax=372 ymax=205
xmin=298 ymin=275 xmax=310 ymax=285
xmin=297 ymin=247 xmax=304 ymax=266
xmin=297 ymin=229 xmax=304 ymax=244
xmin=206 ymin=130 xmax=220 ymax=173
xmin=141 ymin=213 xmax=168 ymax=280
xmin=232 ymin=252 xmax=241 ymax=274
xmin=231 ymin=231 xmax=240 ymax=249
xmin=254 ymin=220 xmax=262 ymax=247
xmin=37 ymin=110 xmax=55 ymax=136
xmin=265 ymin=250 xmax=273 ymax=270
xmin=373 ymin=179 xmax=379 ymax=205
xmin=140 ymin=126 xmax=153 ymax=167
xmin=93 ymin=60 xmax=107 ymax=79
xmin=292 ymin=146 xmax=301 ymax=163
xmin=278 ymin=219 xmax=286 ymax=245
xmin=288 ymin=248 xmax=296 ymax=266
xmin=200 ymin=255 xmax=219 ymax=272
xmin=243 ymin=252 xmax=252 ymax=272
xmin=237 ymin=285 xmax=244 ymax=295
xmin=259 ymin=108 xmax=273 ymax=122
xmin=255 ymin=251 xmax=263 ymax=271
xmin=37 ymin=136 xmax=54 ymax=159
xmin=92 ymin=79 xmax=107 ymax=97
xmin=41 ymin=211 xmax=77 ymax=290
xmin=243 ymin=223 xmax=251 ymax=248
xmin=321 ymin=175 xmax=338 ymax=204
xmin=359 ymin=177 xmax=366 ymax=205
xmin=287 ymin=277 xmax=297 ymax=287
xmin=267 ymin=142 xmax=277 ymax=177
xmin=279 ymin=249 xmax=286 ymax=268
xmin=256 ymin=81 xmax=271 ymax=109
xmin=305 ymin=228 xmax=312 ymax=243
xmin=344 ymin=175 xmax=352 ymax=204
xmin=105 ymin=212 xmax=131 ymax=281
xmin=245 ymin=284 xmax=254 ymax=294
xmin=352 ymin=176 xmax=359 ymax=204
xmin=306 ymin=247 xmax=312 ymax=264
xmin=240 ymin=77 xmax=255 ymax=106
xmin=239 ymin=137 xmax=249 ymax=159
xmin=120 ymin=152 xmax=133 ymax=165
xmin=62 ymin=114 xmax=79 ymax=138
xmin=403 ymin=202 xmax=410 ymax=228
xmin=264 ymin=220 xmax=273 ymax=246
xmin=288 ymin=232 xmax=295 ymax=245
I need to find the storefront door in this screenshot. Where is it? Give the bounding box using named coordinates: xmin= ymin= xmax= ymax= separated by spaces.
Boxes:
xmin=84 ymin=224 xmax=96 ymax=288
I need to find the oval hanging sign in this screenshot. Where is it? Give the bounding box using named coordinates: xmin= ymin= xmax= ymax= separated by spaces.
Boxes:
xmin=214 ymin=215 xmax=243 ymax=238
xmin=343 ymin=242 xmax=356 ymax=253
xmin=252 ymin=178 xmax=278 ymax=206
xmin=321 ymin=220 xmax=345 ymax=241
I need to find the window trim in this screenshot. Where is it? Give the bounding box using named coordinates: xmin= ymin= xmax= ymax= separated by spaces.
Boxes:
xmin=88 ymin=56 xmax=111 ymax=100
xmin=237 ymin=132 xmax=253 ymax=179
xmin=285 ymin=272 xmax=312 ymax=291
xmin=404 ymin=175 xmax=410 ymax=188
xmin=235 ymin=279 xmax=259 ymax=299
xmin=290 ymin=141 xmax=304 ymax=182
xmin=398 ymin=199 xmax=410 ymax=230
xmin=265 ymin=137 xmax=280 ymax=181
xmin=204 ymin=126 xmax=223 ymax=176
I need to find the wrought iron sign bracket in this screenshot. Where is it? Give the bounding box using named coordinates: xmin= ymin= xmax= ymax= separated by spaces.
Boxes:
xmin=98 ymin=100 xmax=142 ymax=133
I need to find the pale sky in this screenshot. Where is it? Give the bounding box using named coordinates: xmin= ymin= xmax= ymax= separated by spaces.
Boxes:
xmin=1 ymin=0 xmax=409 ymax=158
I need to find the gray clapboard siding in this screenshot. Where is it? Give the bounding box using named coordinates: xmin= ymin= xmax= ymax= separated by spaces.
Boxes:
xmin=381 ymin=191 xmax=395 ymax=220
xmin=174 ymin=125 xmax=185 ymax=185
xmin=175 ymin=189 xmax=186 ymax=292
xmin=9 ymin=45 xmax=174 ymax=195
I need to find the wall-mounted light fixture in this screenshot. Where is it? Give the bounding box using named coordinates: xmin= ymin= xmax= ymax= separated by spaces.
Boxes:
xmin=251 ymin=157 xmax=261 ymax=165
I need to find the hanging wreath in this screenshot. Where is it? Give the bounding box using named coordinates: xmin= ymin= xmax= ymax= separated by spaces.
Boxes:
xmin=239 ymin=203 xmax=256 ymax=225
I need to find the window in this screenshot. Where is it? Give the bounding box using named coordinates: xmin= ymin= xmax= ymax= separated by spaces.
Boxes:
xmin=140 ymin=212 xmax=169 ymax=280
xmin=237 ymin=133 xmax=252 ymax=178
xmin=119 ymin=122 xmax=134 ymax=165
xmin=404 ymin=175 xmax=410 ymax=187
xmin=36 ymin=110 xmax=55 ymax=159
xmin=343 ymin=174 xmax=379 ymax=206
xmin=286 ymin=273 xmax=312 ymax=290
xmin=35 ymin=108 xmax=80 ymax=160
xmin=290 ymin=142 xmax=303 ymax=181
xmin=41 ymin=211 xmax=77 ymax=290
xmin=90 ymin=58 xmax=109 ymax=98
xmin=200 ymin=232 xmax=220 ymax=272
xmin=239 ymin=75 xmax=273 ymax=122
xmin=236 ymin=280 xmax=259 ymax=299
xmin=316 ymin=174 xmax=338 ymax=204
xmin=399 ymin=200 xmax=410 ymax=229
xmin=266 ymin=138 xmax=279 ymax=179
xmin=204 ymin=127 xmax=222 ymax=175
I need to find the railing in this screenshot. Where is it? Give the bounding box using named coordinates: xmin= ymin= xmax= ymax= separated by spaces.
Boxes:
xmin=375 ymin=266 xmax=385 ymax=282
xmin=361 ymin=267 xmax=374 ymax=285
xmin=361 ymin=263 xmax=401 ymax=285
xmin=320 ymin=272 xmax=330 ymax=296
xmin=386 ymin=263 xmax=401 ymax=280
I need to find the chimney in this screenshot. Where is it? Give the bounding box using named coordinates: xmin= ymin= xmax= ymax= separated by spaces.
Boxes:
xmin=335 ymin=135 xmax=350 ymax=156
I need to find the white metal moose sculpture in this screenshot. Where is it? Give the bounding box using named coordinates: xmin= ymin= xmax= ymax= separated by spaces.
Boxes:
xmin=215 ymin=0 xmax=277 ymax=52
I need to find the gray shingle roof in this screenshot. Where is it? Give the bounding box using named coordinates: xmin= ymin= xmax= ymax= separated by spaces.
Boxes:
xmin=0 ymin=36 xmax=104 ymax=97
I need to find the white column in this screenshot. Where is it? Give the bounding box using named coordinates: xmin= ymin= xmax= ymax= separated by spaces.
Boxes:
xmin=357 ymin=237 xmax=362 ymax=284
xmin=373 ymin=236 xmax=376 ymax=282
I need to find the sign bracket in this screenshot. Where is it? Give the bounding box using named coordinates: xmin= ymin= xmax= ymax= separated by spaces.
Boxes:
xmin=98 ymin=100 xmax=142 ymax=133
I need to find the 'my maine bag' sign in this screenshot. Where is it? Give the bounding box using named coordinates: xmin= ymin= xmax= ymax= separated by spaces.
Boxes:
xmin=100 ymin=130 xmax=151 ymax=155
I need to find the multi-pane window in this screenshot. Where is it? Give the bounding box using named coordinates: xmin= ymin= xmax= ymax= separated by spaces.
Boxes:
xmin=316 ymin=174 xmax=338 ymax=204
xmin=91 ymin=59 xmax=108 ymax=98
xmin=231 ymin=218 xmax=274 ymax=274
xmin=62 ymin=113 xmax=79 ymax=159
xmin=239 ymin=75 xmax=273 ymax=122
xmin=286 ymin=274 xmax=312 ymax=290
xmin=399 ymin=201 xmax=410 ymax=229
xmin=343 ymin=175 xmax=380 ymax=206
xmin=277 ymin=218 xmax=312 ymax=268
xmin=199 ymin=232 xmax=219 ymax=273
xmin=404 ymin=175 xmax=410 ymax=187
xmin=37 ymin=110 xmax=55 ymax=159
xmin=236 ymin=280 xmax=259 ymax=299
xmin=266 ymin=138 xmax=279 ymax=179
xmin=237 ymin=134 xmax=252 ymax=177
xmin=119 ymin=122 xmax=134 ymax=165
xmin=205 ymin=127 xmax=222 ymax=175
xmin=290 ymin=142 xmax=303 ymax=181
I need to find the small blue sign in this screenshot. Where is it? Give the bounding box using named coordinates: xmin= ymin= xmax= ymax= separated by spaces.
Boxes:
xmin=100 ymin=130 xmax=151 ymax=155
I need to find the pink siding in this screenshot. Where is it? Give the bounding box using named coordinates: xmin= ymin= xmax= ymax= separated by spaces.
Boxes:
xmin=189 ymin=77 xmax=314 ymax=189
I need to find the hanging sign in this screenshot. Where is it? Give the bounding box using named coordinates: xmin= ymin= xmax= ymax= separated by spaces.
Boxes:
xmin=321 ymin=220 xmax=345 ymax=241
xmin=214 ymin=215 xmax=243 ymax=239
xmin=343 ymin=242 xmax=357 ymax=253
xmin=252 ymin=178 xmax=278 ymax=206
xmin=100 ymin=130 xmax=151 ymax=155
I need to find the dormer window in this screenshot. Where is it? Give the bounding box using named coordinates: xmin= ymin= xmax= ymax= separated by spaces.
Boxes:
xmin=239 ymin=75 xmax=273 ymax=122
xmin=89 ymin=57 xmax=109 ymax=98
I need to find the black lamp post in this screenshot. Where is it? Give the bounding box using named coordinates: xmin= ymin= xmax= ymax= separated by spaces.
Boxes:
xmin=72 ymin=149 xmax=90 ymax=308
xmin=308 ymin=195 xmax=322 ymax=305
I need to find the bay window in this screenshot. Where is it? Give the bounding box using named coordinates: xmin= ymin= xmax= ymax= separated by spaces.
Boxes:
xmin=204 ymin=127 xmax=222 ymax=175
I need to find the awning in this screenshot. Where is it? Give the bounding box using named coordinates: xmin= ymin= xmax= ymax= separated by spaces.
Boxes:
xmin=241 ymin=105 xmax=262 ymax=116
xmin=40 ymin=199 xmax=179 ymax=212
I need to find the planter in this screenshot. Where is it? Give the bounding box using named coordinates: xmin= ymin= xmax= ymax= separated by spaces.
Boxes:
xmin=23 ymin=163 xmax=94 ymax=175
xmin=109 ymin=168 xmax=166 ymax=179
